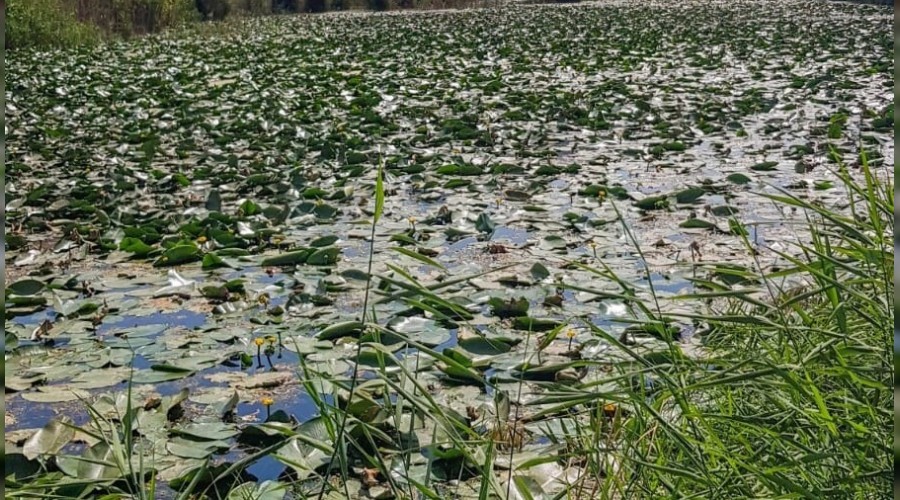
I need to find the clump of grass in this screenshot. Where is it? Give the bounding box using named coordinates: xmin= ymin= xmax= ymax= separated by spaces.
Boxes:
xmin=6 ymin=0 xmax=201 ymax=49
xmin=6 ymin=0 xmax=103 ymax=49
xmin=541 ymin=150 xmax=893 ymax=498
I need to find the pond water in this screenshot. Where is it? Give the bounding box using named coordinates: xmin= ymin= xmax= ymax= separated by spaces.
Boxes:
xmin=4 ymin=0 xmax=893 ymax=495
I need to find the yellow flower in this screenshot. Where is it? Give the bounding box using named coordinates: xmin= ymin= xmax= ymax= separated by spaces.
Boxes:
xmin=266 ymin=335 xmax=277 ymax=345
xmin=254 ymin=337 xmax=265 ymax=347
xmin=408 ymin=216 xmax=417 ymax=224
xmin=261 ymin=397 xmax=274 ymax=407
xmin=566 ymin=328 xmax=577 ymax=339
xmin=197 ymin=236 xmax=208 ymax=244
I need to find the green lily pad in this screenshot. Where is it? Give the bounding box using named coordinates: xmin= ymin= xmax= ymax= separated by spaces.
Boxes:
xmin=634 ymin=195 xmax=670 ymax=210
xmin=674 ymin=187 xmax=705 ymax=204
xmin=679 ymin=218 xmax=716 ymax=229
xmin=488 ymin=297 xmax=529 ymax=319
xmin=458 ymin=336 xmax=514 ymax=355
xmin=8 ymin=279 xmax=47 ymax=296
xmin=171 ymin=422 xmax=239 ymax=442
xmin=21 ymin=386 xmax=90 ymax=403
xmin=23 ymin=417 xmax=75 ymax=460
xmin=132 ymin=364 xmax=195 ymax=384
xmin=750 ymin=161 xmax=779 ymax=171
xmin=710 ymin=205 xmax=739 ymax=216
xmin=475 ymin=213 xmax=495 ymax=234
xmin=153 ymin=244 xmax=201 ymax=267
xmin=316 ymin=321 xmax=365 ymax=340
xmin=56 ymin=442 xmax=123 ymax=480
xmin=261 ymin=248 xmax=314 ymax=267
xmin=167 ymin=437 xmax=230 ymax=459
xmin=310 ymin=235 xmax=339 ymax=247
xmin=119 ymin=237 xmax=154 ymax=257
xmin=726 ymin=173 xmax=752 ymax=185
xmin=512 ymin=317 xmax=564 ymax=332
xmin=202 ymin=252 xmax=235 ymax=269
xmin=306 ymin=246 xmax=340 ymax=266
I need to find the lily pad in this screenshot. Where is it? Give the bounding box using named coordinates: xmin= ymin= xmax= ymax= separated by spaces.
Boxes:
xmin=750 ymin=161 xmax=779 ymax=171
xmin=23 ymin=417 xmax=75 ymax=460
xmin=306 ymin=246 xmax=340 ymax=266
xmin=261 ymin=248 xmax=314 ymax=267
xmin=8 ymin=279 xmax=46 ymax=296
xmin=634 ymin=195 xmax=670 ymax=210
xmin=153 ymin=244 xmax=201 ymax=267
xmin=512 ymin=317 xmax=564 ymax=332
xmin=674 ymin=187 xmax=705 ymax=204
xmin=171 ymin=422 xmax=239 ymax=442
xmin=726 ymin=173 xmax=752 ymax=185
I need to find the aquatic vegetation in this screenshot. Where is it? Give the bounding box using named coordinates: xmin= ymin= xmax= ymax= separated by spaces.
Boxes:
xmin=4 ymin=0 xmax=893 ymax=498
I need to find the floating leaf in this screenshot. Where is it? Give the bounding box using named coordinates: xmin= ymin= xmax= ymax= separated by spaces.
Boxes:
xmin=726 ymin=173 xmax=752 ymax=185
xmin=634 ymin=195 xmax=670 ymax=210
xmin=261 ymin=248 xmax=313 ymax=267
xmin=750 ymin=161 xmax=779 ymax=171
xmin=153 ymin=244 xmax=201 ymax=267
xmin=306 ymin=246 xmax=340 ymax=266
xmin=202 ymin=285 xmax=229 ymax=300
xmin=119 ymin=237 xmax=154 ymax=257
xmin=674 ymin=187 xmax=705 ymax=204
xmin=132 ymin=364 xmax=195 ymax=383
xmin=710 ymin=205 xmax=739 ymax=216
xmin=512 ymin=317 xmax=564 ymax=332
xmin=21 ymin=387 xmax=90 ymax=403
xmin=7 ymin=279 xmax=45 ymax=296
xmin=56 ymin=442 xmax=122 ymax=480
xmin=310 ymin=235 xmax=339 ymax=247
xmin=679 ymin=218 xmax=716 ymax=229
xmin=488 ymin=297 xmax=529 ymax=319
xmin=317 ymin=321 xmax=365 ymax=340
xmin=475 ymin=213 xmax=495 ymax=234
xmin=458 ymin=336 xmax=514 ymax=355
xmin=166 ymin=438 xmax=229 ymax=459
xmin=530 ymin=263 xmax=550 ymax=281
xmin=4 ymin=453 xmax=41 ymax=481
xmin=211 ymin=390 xmax=240 ymax=419
xmin=23 ymin=417 xmax=75 ymax=460
xmin=172 ymin=422 xmax=239 ymax=442
xmin=206 ymin=190 xmax=222 ymax=212
xmin=273 ymin=419 xmax=332 ymax=480
xmin=202 ymin=252 xmax=234 ymax=269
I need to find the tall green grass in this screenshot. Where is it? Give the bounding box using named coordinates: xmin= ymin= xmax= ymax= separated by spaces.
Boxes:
xmin=6 ymin=0 xmax=103 ymax=50
xmin=548 ymin=151 xmax=893 ymax=498
xmin=6 ymin=0 xmax=199 ymax=49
